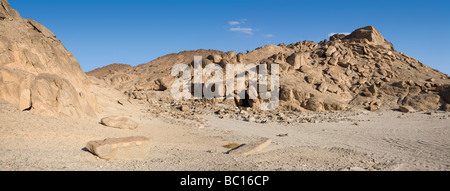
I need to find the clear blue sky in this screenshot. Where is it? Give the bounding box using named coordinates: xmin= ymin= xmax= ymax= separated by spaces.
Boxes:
xmin=9 ymin=0 xmax=450 ymax=74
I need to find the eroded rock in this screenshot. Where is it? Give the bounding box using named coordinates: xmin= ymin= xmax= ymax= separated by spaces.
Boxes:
xmin=86 ymin=136 xmax=151 ymax=160
xmin=101 ymin=116 xmax=138 ymax=130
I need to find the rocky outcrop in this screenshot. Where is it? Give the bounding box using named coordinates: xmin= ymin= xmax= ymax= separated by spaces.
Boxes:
xmin=439 ymin=85 xmax=450 ymax=103
xmin=343 ymin=26 xmax=393 ymax=49
xmin=86 ymin=63 xmax=132 ymax=78
xmin=0 ymin=0 xmax=97 ymax=117
xmin=90 ymin=25 xmax=449 ymax=113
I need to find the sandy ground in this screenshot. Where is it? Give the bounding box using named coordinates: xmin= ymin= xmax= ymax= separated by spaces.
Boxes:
xmin=0 ymin=83 xmax=449 ymax=171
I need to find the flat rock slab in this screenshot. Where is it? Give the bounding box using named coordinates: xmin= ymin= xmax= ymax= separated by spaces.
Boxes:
xmin=101 ymin=116 xmax=138 ymax=129
xmin=86 ymin=136 xmax=151 ymax=160
xmin=227 ymin=137 xmax=272 ymax=156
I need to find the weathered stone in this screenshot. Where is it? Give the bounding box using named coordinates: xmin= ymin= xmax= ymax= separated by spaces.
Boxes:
xmin=402 ymin=94 xmax=440 ymax=111
xmin=86 ymin=136 xmax=151 ymax=160
xmin=305 ymin=97 xmax=324 ymax=112
xmin=343 ymin=26 xmax=391 ymax=48
xmin=325 ymin=46 xmax=337 ymax=57
xmin=331 ymin=51 xmax=340 ymax=58
xmin=328 ymin=57 xmax=338 ymax=66
xmin=393 ymin=81 xmax=408 ymax=89
xmin=222 ymin=51 xmax=237 ymax=60
xmin=362 ymin=85 xmax=377 ymax=97
xmin=349 ymin=167 xmax=367 ymax=171
xmin=19 ymin=89 xmax=31 ymax=110
xmin=180 ymin=105 xmax=190 ymax=112
xmin=0 ymin=0 xmax=97 ymax=118
xmin=323 ymin=99 xmax=348 ymax=111
xmin=132 ymin=91 xmax=147 ymax=100
xmin=440 ymin=85 xmax=450 ymax=103
xmin=237 ymin=53 xmax=245 ymax=63
xmin=286 ymin=52 xmax=309 ymax=69
xmin=227 ymin=137 xmax=272 ymax=156
xmin=305 ymin=76 xmax=318 ymax=84
xmin=443 ymin=103 xmax=450 ymax=112
xmin=247 ymin=116 xmax=256 ymax=122
xmin=101 ymin=116 xmax=138 ymax=129
xmin=0 ymin=10 xmax=5 ymax=20
xmin=369 ymin=101 xmax=380 ymax=111
xmin=408 ymin=86 xmax=422 ymax=95
xmin=399 ymin=105 xmax=415 ymax=113
xmin=207 ymin=54 xmax=222 ymax=63
xmin=30 ymin=74 xmax=97 ymax=118
xmin=317 ymin=83 xmax=328 ymax=93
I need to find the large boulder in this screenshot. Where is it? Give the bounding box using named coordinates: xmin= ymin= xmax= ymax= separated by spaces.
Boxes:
xmin=325 ymin=46 xmax=337 ymax=57
xmin=286 ymin=52 xmax=309 ymax=69
xmin=86 ymin=136 xmax=151 ymax=160
xmin=0 ymin=0 xmax=97 ymax=117
xmin=305 ymin=97 xmax=324 ymax=112
xmin=401 ymin=94 xmax=440 ymax=111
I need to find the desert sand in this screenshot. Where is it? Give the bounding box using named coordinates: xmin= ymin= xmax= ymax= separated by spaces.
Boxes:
xmin=0 ymin=82 xmax=448 ymax=171
xmin=1 ymin=0 xmax=449 ymax=171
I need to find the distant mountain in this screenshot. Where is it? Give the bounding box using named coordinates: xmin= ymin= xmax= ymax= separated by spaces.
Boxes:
xmin=91 ymin=25 xmax=449 ymax=112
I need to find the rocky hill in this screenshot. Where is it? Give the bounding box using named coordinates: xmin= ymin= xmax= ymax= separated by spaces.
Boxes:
xmin=86 ymin=63 xmax=133 ymax=78
xmin=92 ymin=26 xmax=450 ymax=112
xmin=0 ymin=0 xmax=97 ymax=118
xmin=88 ymin=49 xmax=224 ymax=91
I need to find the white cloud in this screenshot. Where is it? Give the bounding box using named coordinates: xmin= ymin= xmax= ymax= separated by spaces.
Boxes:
xmin=228 ymin=21 xmax=240 ymax=26
xmin=328 ymin=32 xmax=351 ymax=37
xmin=229 ymin=27 xmax=254 ymax=35
xmin=262 ymin=34 xmax=273 ymax=38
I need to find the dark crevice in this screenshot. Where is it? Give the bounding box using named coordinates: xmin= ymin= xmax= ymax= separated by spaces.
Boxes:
xmin=22 ymin=105 xmax=32 ymax=111
xmin=1 ymin=2 xmax=9 ymax=17
xmin=224 ymin=144 xmax=246 ymax=154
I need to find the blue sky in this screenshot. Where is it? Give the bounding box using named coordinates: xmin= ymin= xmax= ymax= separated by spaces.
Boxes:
xmin=9 ymin=0 xmax=450 ymax=74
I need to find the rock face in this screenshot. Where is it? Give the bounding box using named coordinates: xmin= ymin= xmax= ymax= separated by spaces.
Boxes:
xmin=101 ymin=116 xmax=138 ymax=130
xmin=90 ymin=25 xmax=449 ymax=113
xmin=0 ymin=0 xmax=97 ymax=117
xmin=86 ymin=136 xmax=151 ymax=160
